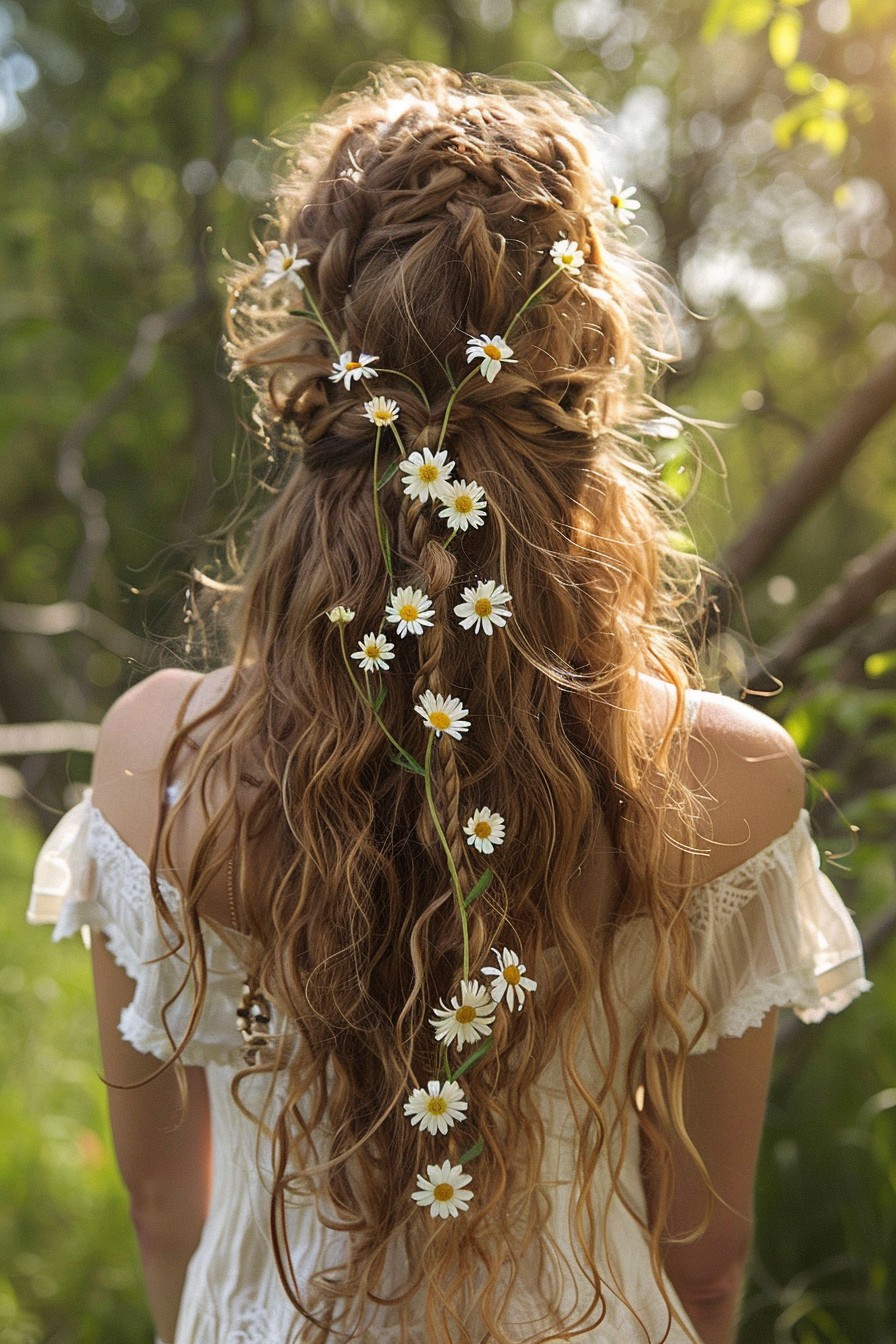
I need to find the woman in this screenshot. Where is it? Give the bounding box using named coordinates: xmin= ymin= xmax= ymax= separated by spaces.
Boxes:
xmin=29 ymin=65 xmax=869 ymax=1344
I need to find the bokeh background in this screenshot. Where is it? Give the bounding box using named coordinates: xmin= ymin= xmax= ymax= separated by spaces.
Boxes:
xmin=2 ymin=1 xmax=895 ymax=1340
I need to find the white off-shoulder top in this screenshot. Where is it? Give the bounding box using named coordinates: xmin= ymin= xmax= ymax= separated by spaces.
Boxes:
xmin=28 ymin=791 xmax=870 ymax=1344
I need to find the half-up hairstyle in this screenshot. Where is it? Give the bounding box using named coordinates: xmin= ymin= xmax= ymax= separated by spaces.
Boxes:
xmin=153 ymin=63 xmax=711 ymax=1344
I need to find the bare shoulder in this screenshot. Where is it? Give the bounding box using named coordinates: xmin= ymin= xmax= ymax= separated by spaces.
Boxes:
xmin=685 ymin=689 xmax=806 ymax=883
xmin=91 ymin=666 xmax=234 ymax=852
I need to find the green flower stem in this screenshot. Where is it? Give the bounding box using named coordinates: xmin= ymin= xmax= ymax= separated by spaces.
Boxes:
xmin=502 ymin=267 xmax=561 ymax=343
xmin=423 ymin=733 xmax=470 ymax=981
xmin=337 ymin=625 xmax=419 ymax=767
xmin=301 ymin=288 xmax=340 ymax=355
xmin=436 ymin=368 xmax=478 ymax=452
xmin=371 ymin=426 xmax=393 ymax=578
xmin=442 ymin=529 xmax=458 ymax=550
xmin=377 ymin=369 xmax=431 ymax=411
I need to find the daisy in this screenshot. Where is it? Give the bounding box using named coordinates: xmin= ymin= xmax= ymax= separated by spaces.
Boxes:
xmin=550 ymin=237 xmax=586 ymax=274
xmin=327 ymin=606 xmax=355 ymax=625
xmin=362 ymin=396 xmax=400 ymax=427
xmin=430 ymin=979 xmax=495 ymax=1047
xmin=608 ymin=179 xmax=641 ymax=227
xmin=415 ymin=690 xmax=471 ymax=741
xmin=399 ymin=447 xmax=455 ymax=503
xmin=350 ymin=632 xmax=395 ymax=673
xmin=329 ymin=351 xmax=379 ymax=390
xmin=482 ymin=947 xmax=537 ymax=1011
xmin=436 ymin=479 xmax=487 ymax=533
xmin=403 ymin=1079 xmax=468 ymax=1136
xmin=412 ymin=1161 xmax=474 ymax=1219
xmin=385 ymin=586 xmax=435 ymax=638
xmin=463 ymin=806 xmax=505 ymax=855
xmin=465 ymin=334 xmax=515 ymax=383
xmin=261 ymin=243 xmax=309 ymax=289
xmin=454 ymin=580 xmax=512 ymax=635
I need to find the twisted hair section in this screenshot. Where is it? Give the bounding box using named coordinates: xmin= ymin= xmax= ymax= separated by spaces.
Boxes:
xmin=153 ymin=64 xmax=711 ymax=1343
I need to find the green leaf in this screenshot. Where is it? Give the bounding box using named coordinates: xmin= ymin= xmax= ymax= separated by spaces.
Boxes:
xmin=376 ymin=460 xmax=399 ymax=490
xmin=451 ymin=1037 xmax=494 ymax=1082
xmin=391 ymin=751 xmax=426 ymax=776
xmin=865 ymin=650 xmax=896 ymax=679
xmin=785 ymin=61 xmax=817 ymax=93
xmin=729 ymin=0 xmax=774 ymax=35
xmin=464 ymin=868 xmax=494 ymax=909
xmin=287 ymin=309 xmax=317 ymax=320
xmin=701 ymin=0 xmax=735 ymax=41
xmin=458 ymin=1136 xmax=485 ymax=1165
xmin=769 ymin=10 xmax=803 ymax=67
xmin=371 ymin=685 xmax=387 ymax=712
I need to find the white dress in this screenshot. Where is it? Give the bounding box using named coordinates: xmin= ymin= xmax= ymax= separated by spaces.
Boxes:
xmin=28 ymin=791 xmax=870 ymax=1344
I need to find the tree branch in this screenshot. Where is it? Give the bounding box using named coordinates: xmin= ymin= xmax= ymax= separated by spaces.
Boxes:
xmin=0 ymin=601 xmax=146 ymax=661
xmin=0 ymin=722 xmax=100 ymax=756
xmin=745 ymin=531 xmax=896 ymax=693
xmin=720 ymin=350 xmax=896 ymax=586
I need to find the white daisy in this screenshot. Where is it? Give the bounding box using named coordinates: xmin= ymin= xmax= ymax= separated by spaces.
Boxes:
xmin=261 ymin=243 xmax=309 ymax=289
xmin=399 ymin=447 xmax=455 ymax=503
xmin=608 ymin=179 xmax=641 ymax=227
xmin=549 ymin=237 xmax=586 ymax=274
xmin=463 ymin=807 xmax=505 ymax=855
xmin=327 ymin=606 xmax=356 ymax=625
xmin=403 ymin=1079 xmax=468 ymax=1136
xmin=436 ymin=479 xmax=487 ymax=532
xmin=415 ymin=690 xmax=471 ymax=741
xmin=329 ymin=351 xmax=379 ymax=390
xmin=465 ymin=334 xmax=515 ymax=383
xmin=385 ymin=586 xmax=435 ymax=638
xmin=430 ymin=979 xmax=495 ymax=1047
xmin=453 ymin=580 xmax=512 ymax=635
xmin=350 ymin=632 xmax=395 ymax=673
xmin=362 ymin=396 xmax=400 ymax=427
xmin=482 ymin=947 xmax=537 ymax=1011
xmin=411 ymin=1160 xmax=474 ymax=1219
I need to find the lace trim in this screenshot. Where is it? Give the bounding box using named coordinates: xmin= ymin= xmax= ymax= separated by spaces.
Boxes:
xmin=690 ymin=965 xmax=872 ymax=1054
xmin=687 ymin=810 xmax=806 ymax=934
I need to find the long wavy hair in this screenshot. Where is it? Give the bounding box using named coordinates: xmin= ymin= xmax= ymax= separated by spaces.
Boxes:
xmin=152 ymin=64 xmax=711 ymax=1344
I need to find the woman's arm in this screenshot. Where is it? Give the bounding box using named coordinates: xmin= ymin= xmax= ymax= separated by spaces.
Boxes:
xmin=91 ymin=928 xmax=212 ymax=1343
xmin=90 ymin=669 xmax=213 ymax=1341
xmin=644 ymin=1011 xmax=778 ymax=1344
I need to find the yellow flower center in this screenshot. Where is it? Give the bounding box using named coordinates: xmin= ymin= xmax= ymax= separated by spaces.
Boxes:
xmin=426 ymin=1096 xmax=448 ymax=1115
xmin=346 ymin=360 xmax=362 ymax=370
xmin=454 ymin=494 xmax=473 ymax=515
xmin=473 ymin=597 xmax=492 ymax=617
xmin=280 ymin=255 xmax=294 ymax=271
xmin=433 ymin=1183 xmax=454 ymax=1202
xmin=483 ymin=344 xmax=502 ymax=360
xmin=364 ymin=643 xmax=380 ymax=658
xmin=418 ymin=463 xmax=439 ymax=482
xmin=609 ymin=195 xmax=621 ymax=209
xmin=399 ymin=603 xmax=419 ymax=622
xmin=502 ymin=965 xmax=521 ymax=985
xmin=455 ymin=1005 xmax=476 ymax=1024
xmin=429 ymin=710 xmax=452 ymax=731
xmin=374 ymin=410 xmax=391 ymax=423
xmin=473 ymin=820 xmax=492 ymax=839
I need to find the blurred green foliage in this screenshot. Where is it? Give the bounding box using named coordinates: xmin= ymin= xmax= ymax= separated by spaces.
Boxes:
xmin=2 ymin=0 xmax=895 ymax=1339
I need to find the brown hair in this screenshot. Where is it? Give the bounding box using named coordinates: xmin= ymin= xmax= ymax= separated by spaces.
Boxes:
xmin=155 ymin=63 xmax=709 ymax=1344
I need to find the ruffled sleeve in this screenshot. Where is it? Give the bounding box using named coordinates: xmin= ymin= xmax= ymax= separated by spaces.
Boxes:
xmin=684 ymin=809 xmax=871 ymax=1053
xmin=28 ymin=791 xmax=252 ymax=1067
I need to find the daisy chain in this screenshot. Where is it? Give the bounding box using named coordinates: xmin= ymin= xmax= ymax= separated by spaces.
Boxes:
xmin=482 ymin=947 xmax=538 ymax=1011
xmin=403 ymin=1080 xmax=468 ymax=1136
xmin=430 ymin=979 xmax=495 ymax=1047
xmin=412 ymin=1161 xmax=474 ymax=1219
